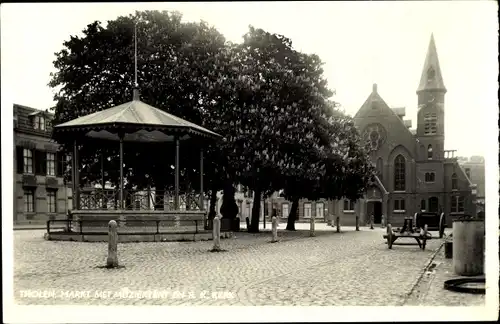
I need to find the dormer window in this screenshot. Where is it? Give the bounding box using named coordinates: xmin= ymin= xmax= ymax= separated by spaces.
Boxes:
xmin=33 ymin=114 xmax=46 ymax=131
xmin=427 ymin=66 xmax=436 ymax=82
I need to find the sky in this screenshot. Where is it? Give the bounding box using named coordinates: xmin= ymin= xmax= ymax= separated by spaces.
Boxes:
xmin=1 ymin=1 xmax=498 ymax=157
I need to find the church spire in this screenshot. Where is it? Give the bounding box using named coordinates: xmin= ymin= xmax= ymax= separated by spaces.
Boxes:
xmin=416 ymin=33 xmax=446 ymax=94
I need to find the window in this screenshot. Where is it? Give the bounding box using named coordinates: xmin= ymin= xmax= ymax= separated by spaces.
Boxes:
xmin=282 ymin=203 xmax=289 ymax=219
xmin=24 ymin=190 xmax=35 ymax=213
xmin=425 ymin=172 xmax=435 ymax=183
xmin=316 ymin=202 xmax=324 ymax=218
xmin=394 ymin=155 xmax=406 ymax=191
xmin=424 ymin=113 xmax=437 ymax=135
xmin=465 ymin=168 xmax=471 ymax=179
xmin=303 ymin=203 xmax=312 ymax=218
xmin=451 ymin=173 xmax=458 ymax=190
xmin=451 ymin=196 xmax=465 ymax=213
xmin=33 ymin=115 xmax=46 ymax=131
xmin=47 ymin=190 xmax=57 ymax=213
xmin=420 ymin=199 xmax=426 ymax=211
xmin=394 ymin=199 xmax=406 ymax=212
xmin=427 ymin=145 xmax=433 ymax=159
xmin=46 ymin=152 xmax=56 ymax=176
xmin=343 ymin=199 xmax=355 ymax=212
xmin=23 ymin=149 xmax=33 ymax=174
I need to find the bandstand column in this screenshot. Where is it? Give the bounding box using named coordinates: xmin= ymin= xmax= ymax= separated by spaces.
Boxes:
xmin=199 ymin=148 xmax=204 ymax=210
xmin=119 ymin=134 xmax=124 ymax=210
xmin=174 ymin=137 xmax=180 ymax=210
xmin=73 ymin=140 xmax=80 ymax=209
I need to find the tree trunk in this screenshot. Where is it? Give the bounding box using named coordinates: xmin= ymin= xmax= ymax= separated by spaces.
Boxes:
xmin=220 ymin=181 xmax=238 ymax=219
xmin=286 ymin=198 xmax=299 ymax=231
xmin=208 ymin=185 xmax=217 ymax=220
xmin=249 ymin=188 xmax=262 ymax=233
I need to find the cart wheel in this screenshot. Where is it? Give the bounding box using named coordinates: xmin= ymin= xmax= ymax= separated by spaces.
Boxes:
xmin=422 ymin=224 xmax=428 ymax=250
xmin=439 ymin=213 xmax=445 ymax=238
xmin=387 ymin=224 xmax=393 ymax=249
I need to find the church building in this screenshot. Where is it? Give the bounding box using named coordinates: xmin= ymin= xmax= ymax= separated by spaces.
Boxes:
xmin=331 ymin=34 xmax=477 ymax=227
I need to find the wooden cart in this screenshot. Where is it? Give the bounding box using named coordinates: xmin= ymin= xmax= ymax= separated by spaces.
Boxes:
xmin=383 ymin=216 xmax=435 ymax=250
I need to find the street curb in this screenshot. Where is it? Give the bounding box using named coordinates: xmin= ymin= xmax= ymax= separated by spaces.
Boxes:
xmin=403 ymin=239 xmax=446 ymax=305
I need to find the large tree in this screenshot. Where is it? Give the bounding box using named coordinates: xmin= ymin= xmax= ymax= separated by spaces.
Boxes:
xmin=49 ymin=10 xmax=233 ymax=208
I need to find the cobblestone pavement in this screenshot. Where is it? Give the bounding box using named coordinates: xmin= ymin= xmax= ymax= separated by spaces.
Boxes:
xmin=404 ymin=244 xmax=486 ymax=306
xmin=14 ymin=225 xmax=448 ymax=306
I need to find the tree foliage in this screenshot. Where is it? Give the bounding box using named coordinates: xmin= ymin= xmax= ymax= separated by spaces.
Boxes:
xmin=50 ymin=11 xmax=374 ymax=231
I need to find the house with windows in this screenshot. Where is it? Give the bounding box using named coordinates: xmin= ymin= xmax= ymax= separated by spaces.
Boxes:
xmin=329 ymin=34 xmax=476 ymax=227
xmin=13 ymin=104 xmax=72 ymax=225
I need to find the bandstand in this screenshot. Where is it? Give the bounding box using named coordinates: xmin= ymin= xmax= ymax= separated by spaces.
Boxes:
xmin=50 ymin=89 xmax=222 ymax=240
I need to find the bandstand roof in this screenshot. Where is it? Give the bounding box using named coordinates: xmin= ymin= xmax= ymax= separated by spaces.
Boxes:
xmin=52 ymin=96 xmax=222 ymax=143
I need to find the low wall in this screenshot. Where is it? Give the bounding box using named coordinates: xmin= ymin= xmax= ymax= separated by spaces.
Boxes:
xmin=44 ymin=231 xmax=234 ymax=243
xmin=45 ymin=209 xmax=217 ymax=242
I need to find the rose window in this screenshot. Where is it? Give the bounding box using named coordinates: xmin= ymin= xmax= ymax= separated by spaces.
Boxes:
xmin=362 ymin=123 xmax=387 ymax=152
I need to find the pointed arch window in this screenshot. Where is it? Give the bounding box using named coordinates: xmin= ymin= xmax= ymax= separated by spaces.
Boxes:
xmin=394 ymin=155 xmax=406 ymax=191
xmin=427 ymin=145 xmax=433 ymax=159
xmin=451 ymin=173 xmax=458 ymax=190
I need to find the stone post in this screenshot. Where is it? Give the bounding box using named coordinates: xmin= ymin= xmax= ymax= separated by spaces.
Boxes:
xmin=245 ymin=216 xmax=250 ymax=232
xmin=271 ymin=216 xmax=279 ymax=242
xmin=381 ymin=215 xmax=385 ymax=228
xmin=106 ymin=220 xmax=118 ymax=268
xmin=212 ymin=215 xmax=222 ymax=251
xmin=355 ymin=216 xmax=360 ymax=231
xmin=370 ymin=214 xmax=374 ymax=230
xmin=309 ymin=215 xmax=316 ymax=237
xmin=336 ymin=216 xmax=341 ymax=233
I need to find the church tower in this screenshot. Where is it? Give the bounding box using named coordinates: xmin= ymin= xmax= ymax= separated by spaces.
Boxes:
xmin=416 ymin=34 xmax=446 ymax=161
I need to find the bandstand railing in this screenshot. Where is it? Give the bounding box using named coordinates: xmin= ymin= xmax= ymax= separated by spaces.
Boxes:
xmin=79 ymin=189 xmax=207 ymax=211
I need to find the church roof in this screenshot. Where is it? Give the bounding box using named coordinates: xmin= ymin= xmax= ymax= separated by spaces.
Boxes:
xmin=417 ymin=34 xmax=446 ymax=93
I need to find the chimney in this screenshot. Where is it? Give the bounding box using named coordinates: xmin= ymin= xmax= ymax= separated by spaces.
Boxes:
xmin=372 ymin=83 xmax=378 ymax=93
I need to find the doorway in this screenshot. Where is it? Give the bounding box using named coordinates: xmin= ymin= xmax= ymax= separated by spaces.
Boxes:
xmin=367 ymin=201 xmax=383 ymax=224
xmin=428 ymin=197 xmax=439 ymax=213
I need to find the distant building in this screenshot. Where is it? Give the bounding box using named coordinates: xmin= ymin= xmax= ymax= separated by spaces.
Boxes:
xmin=264 ymin=34 xmax=476 ymax=226
xmin=459 ymin=156 xmax=485 ymax=213
xmin=13 ymin=104 xmax=72 ymax=225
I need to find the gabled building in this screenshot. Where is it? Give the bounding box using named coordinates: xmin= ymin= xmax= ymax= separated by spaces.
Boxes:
xmin=262 ymin=34 xmax=477 ymax=227
xmin=13 ymin=104 xmax=72 ymax=225
xmin=332 ymin=34 xmax=476 ymax=226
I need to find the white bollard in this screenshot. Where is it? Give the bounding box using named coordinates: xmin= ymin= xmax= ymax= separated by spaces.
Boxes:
xmin=212 ymin=215 xmax=222 ymax=251
xmin=336 ymin=216 xmax=341 ymax=233
xmin=310 ymin=216 xmax=316 ymax=237
xmin=271 ymin=216 xmax=279 ymax=242
xmin=106 ymin=220 xmax=119 ymax=268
